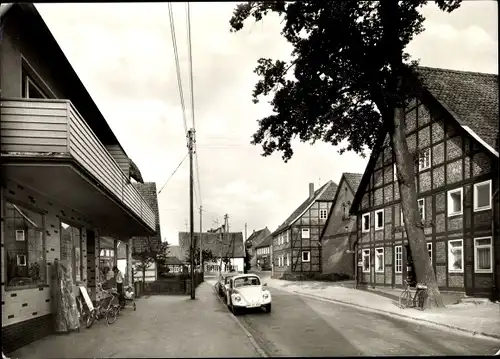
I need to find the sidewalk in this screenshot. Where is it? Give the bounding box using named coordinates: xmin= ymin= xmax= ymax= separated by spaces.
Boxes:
xmin=8 ymin=282 xmax=261 ymax=358
xmin=264 ymin=277 xmax=500 ymax=340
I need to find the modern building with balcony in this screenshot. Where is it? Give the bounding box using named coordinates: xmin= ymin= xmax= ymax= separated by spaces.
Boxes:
xmin=0 ymin=3 xmax=157 ymax=352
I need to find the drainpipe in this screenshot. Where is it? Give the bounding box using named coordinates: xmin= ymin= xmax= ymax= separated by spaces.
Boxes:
xmin=492 ymin=188 xmax=499 ymax=302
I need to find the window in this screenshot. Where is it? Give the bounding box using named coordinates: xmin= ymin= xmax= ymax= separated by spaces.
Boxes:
xmin=320 ymin=209 xmax=328 ymax=219
xmin=418 ymin=199 xmax=425 ymax=221
xmin=394 ymin=246 xmax=403 ymax=273
xmin=375 ymin=209 xmax=384 ymax=230
xmin=301 ymin=251 xmax=310 ymax=262
xmin=61 ymin=222 xmax=83 ymax=282
xmin=301 ymin=228 xmax=310 ymax=239
xmin=277 ymin=256 xmax=281 ymax=267
xmin=287 ymin=253 xmax=290 ymax=267
xmin=448 ymin=239 xmax=463 ymax=273
xmin=362 ymin=213 xmax=370 ymax=233
xmin=474 ymin=237 xmax=492 ymax=273
xmin=362 ymin=249 xmax=370 ymax=273
xmin=474 ymin=180 xmax=492 ymax=212
xmin=22 ymin=68 xmax=48 ymax=99
xmin=284 ymin=231 xmax=289 ymax=243
xmin=394 ymin=163 xmax=398 ymax=182
xmin=418 ymin=148 xmax=431 ymax=171
xmin=375 ymin=248 xmax=384 ymax=273
xmin=427 ymin=243 xmax=432 ymax=264
xmin=447 ymin=188 xmax=463 ymax=216
xmin=4 ymin=202 xmax=46 ymax=288
xmin=401 ymin=209 xmax=404 ymax=226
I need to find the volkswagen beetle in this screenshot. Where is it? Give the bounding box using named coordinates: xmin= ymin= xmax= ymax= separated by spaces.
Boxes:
xmin=226 ymin=274 xmax=271 ymax=314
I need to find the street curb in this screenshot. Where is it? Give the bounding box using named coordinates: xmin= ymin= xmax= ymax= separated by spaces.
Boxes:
xmin=212 ymin=284 xmax=268 ymax=358
xmin=291 ymin=290 xmax=500 ymax=341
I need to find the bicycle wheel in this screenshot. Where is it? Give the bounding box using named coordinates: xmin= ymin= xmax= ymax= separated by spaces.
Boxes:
xmin=399 ymin=290 xmax=411 ymax=309
xmin=106 ymin=307 xmax=118 ymax=325
xmin=415 ymin=290 xmax=427 ymax=310
xmin=86 ymin=309 xmax=96 ymax=329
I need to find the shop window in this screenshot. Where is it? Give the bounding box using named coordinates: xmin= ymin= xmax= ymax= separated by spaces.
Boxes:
xmin=4 ymin=201 xmax=46 ymax=288
xmin=61 ymin=221 xmax=83 ymax=283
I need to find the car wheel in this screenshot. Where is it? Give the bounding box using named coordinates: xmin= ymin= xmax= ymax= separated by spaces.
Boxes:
xmin=265 ymin=303 xmax=271 ymax=313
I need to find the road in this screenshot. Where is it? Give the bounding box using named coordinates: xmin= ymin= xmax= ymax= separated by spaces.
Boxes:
xmin=215 ymin=284 xmax=500 ymax=356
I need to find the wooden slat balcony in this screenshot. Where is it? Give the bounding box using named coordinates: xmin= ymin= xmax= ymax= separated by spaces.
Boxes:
xmin=1 ymin=98 xmax=156 ymax=233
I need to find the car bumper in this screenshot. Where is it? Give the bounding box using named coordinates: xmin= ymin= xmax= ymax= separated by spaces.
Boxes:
xmin=233 ymin=299 xmax=271 ymax=309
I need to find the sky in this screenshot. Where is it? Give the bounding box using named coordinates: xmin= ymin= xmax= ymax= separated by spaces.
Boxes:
xmin=35 ymin=2 xmax=498 ymax=246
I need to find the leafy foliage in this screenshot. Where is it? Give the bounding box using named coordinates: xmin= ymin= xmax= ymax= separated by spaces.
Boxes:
xmin=229 ymin=0 xmax=462 ymax=161
xmin=132 ymin=237 xmax=170 ymax=280
xmin=184 ymin=247 xmax=215 ymax=267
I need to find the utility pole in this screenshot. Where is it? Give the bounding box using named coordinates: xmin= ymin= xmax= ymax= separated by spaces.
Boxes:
xmin=199 ymin=205 xmax=203 ymax=273
xmin=188 ymin=128 xmax=195 ymax=300
xmin=224 ymin=214 xmax=228 ymax=272
xmin=245 ymin=223 xmax=247 ymax=241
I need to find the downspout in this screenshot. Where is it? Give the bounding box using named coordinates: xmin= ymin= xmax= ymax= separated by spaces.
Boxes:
xmin=492 ymin=188 xmax=498 ymax=301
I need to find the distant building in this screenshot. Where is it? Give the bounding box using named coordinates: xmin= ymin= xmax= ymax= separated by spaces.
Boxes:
xmin=245 ymin=227 xmax=271 ymax=269
xmin=255 ymin=235 xmax=273 ymax=271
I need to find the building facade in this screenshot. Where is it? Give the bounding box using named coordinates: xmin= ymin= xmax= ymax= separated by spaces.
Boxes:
xmin=350 ymin=67 xmax=499 ymax=298
xmin=245 ymin=227 xmax=271 ymax=269
xmin=272 ymin=181 xmax=338 ymax=279
xmin=320 ymin=173 xmax=363 ymax=278
xmin=1 ymin=4 xmax=156 ymax=352
xmin=255 ymin=235 xmax=272 ymax=271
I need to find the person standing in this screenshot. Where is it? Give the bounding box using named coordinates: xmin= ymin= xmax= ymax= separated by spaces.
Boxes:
xmin=113 ymin=266 xmax=124 ymax=304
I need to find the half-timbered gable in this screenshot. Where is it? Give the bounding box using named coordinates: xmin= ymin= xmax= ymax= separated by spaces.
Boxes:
xmin=350 ymin=66 xmax=499 ymax=298
xmin=321 ymin=173 xmax=363 ymax=277
xmin=272 ymin=181 xmax=338 ymax=278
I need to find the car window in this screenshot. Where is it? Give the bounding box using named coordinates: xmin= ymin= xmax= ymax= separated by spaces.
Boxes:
xmin=234 ymin=276 xmax=260 ymax=288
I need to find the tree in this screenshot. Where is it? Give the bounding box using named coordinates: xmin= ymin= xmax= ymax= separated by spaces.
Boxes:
xmin=229 ymin=0 xmax=462 ymax=308
xmin=184 ymin=247 xmax=215 ymax=268
xmin=132 ymin=237 xmax=169 ymax=285
xmin=244 ymin=247 xmax=252 ymax=273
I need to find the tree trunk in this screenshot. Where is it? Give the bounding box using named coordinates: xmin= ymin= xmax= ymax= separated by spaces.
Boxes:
xmin=142 ymin=265 xmax=146 ymax=293
xmin=390 ymin=107 xmax=444 ymax=309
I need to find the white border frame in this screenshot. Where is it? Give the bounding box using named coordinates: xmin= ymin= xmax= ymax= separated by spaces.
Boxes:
xmin=448 ymin=239 xmax=464 ymax=273
xmin=418 ymin=198 xmax=426 ymax=221
xmin=362 ymin=248 xmax=371 ymax=273
xmin=375 ymin=247 xmax=385 ymax=273
xmin=301 ymin=227 xmax=310 ymax=239
xmin=418 ymin=147 xmax=431 ymax=171
xmin=362 ymin=213 xmax=371 ymax=233
xmin=301 ymin=250 xmax=311 ymax=263
xmin=374 ymin=209 xmax=384 ymax=231
xmin=474 ymin=237 xmax=493 ymax=273
xmin=394 ymin=245 xmax=403 ymax=273
xmin=447 ymin=187 xmax=463 ymax=217
xmin=473 ymin=180 xmax=492 ymax=212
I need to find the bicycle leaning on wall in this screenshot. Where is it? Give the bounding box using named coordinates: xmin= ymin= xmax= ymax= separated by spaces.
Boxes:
xmin=76 ymin=282 xmax=121 ymax=328
xmin=399 ymin=279 xmax=428 ymax=310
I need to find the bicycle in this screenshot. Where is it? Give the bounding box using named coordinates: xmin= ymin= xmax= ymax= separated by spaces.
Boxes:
xmin=85 ymin=283 xmax=121 ymax=328
xmin=399 ymin=279 xmax=427 ymax=310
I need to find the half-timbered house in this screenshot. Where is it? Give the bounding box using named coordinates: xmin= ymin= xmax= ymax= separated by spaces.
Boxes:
xmin=350 ymin=66 xmax=499 ymax=298
xmin=320 ymin=173 xmax=363 ymax=278
xmin=272 ymin=181 xmax=338 ymax=279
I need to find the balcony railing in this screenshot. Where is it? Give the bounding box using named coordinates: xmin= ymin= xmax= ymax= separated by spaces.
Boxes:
xmin=1 ymin=98 xmax=156 ymax=231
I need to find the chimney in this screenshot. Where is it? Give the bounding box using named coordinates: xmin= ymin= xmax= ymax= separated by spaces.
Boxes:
xmin=309 ymin=183 xmax=315 ymax=199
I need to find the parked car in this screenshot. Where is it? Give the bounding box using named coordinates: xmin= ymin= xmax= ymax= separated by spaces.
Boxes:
xmin=225 ymin=274 xmax=271 ymax=314
xmin=216 ymin=273 xmax=237 ymax=298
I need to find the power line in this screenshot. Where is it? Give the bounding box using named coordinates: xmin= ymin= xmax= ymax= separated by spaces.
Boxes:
xmin=157 ymin=152 xmax=189 ymax=195
xmin=168 ymin=2 xmax=189 ymax=144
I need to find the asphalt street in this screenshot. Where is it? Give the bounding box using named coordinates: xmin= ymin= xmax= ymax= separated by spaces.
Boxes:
xmin=218 ymin=285 xmax=500 ymax=356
